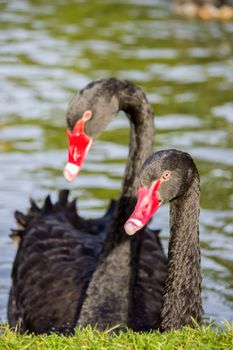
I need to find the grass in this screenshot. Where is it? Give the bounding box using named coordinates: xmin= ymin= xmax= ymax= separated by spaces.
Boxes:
xmin=0 ymin=323 xmax=233 ymax=350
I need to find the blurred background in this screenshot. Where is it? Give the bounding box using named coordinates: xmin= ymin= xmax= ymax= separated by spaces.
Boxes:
xmin=0 ymin=0 xmax=232 ymax=324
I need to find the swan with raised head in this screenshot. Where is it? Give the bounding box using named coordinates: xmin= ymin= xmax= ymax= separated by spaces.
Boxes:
xmin=125 ymin=149 xmax=203 ymax=330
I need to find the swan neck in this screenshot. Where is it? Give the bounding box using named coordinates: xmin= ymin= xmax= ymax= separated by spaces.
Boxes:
xmin=105 ymin=84 xmax=155 ymax=247
xmin=161 ymin=174 xmax=203 ymax=331
xmin=118 ymin=90 xmax=155 ymax=200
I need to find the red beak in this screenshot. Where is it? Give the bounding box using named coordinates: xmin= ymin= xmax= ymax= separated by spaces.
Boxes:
xmin=124 ymin=180 xmax=161 ymax=235
xmin=64 ymin=111 xmax=93 ymax=182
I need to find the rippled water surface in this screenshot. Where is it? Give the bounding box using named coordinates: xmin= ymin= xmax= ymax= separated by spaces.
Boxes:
xmin=0 ymin=0 xmax=233 ymax=324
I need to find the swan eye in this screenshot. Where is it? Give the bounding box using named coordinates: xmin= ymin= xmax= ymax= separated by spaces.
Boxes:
xmin=161 ymin=171 xmax=171 ymax=182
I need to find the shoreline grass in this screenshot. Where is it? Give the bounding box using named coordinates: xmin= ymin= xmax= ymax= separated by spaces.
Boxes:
xmin=0 ymin=322 xmax=233 ymax=350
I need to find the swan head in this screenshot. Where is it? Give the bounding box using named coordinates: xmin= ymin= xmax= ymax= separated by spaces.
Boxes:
xmin=64 ymin=79 xmax=120 ymax=182
xmin=124 ymin=149 xmax=198 ymax=235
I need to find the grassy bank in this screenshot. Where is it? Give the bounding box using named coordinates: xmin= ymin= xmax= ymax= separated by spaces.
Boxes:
xmin=0 ymin=323 xmax=233 ymax=350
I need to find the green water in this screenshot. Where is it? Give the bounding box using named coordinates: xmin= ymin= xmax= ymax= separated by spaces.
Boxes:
xmin=0 ymin=0 xmax=232 ymax=323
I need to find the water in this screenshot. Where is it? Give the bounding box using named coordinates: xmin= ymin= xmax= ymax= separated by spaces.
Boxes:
xmin=0 ymin=0 xmax=232 ymax=324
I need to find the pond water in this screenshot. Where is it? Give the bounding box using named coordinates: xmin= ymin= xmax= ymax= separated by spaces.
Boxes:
xmin=0 ymin=0 xmax=232 ymax=324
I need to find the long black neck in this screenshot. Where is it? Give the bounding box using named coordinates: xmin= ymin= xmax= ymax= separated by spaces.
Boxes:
xmin=117 ymin=85 xmax=155 ymax=200
xmin=99 ymin=79 xmax=155 ymax=247
xmin=161 ymin=174 xmax=203 ymax=331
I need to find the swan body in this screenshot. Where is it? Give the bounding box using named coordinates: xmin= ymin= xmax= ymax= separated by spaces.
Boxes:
xmin=8 ymin=79 xmax=203 ymax=333
xmin=8 ymin=192 xmax=116 ymax=334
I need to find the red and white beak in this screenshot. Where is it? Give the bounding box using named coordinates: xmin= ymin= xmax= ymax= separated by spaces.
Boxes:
xmin=124 ymin=180 xmax=161 ymax=235
xmin=64 ymin=111 xmax=93 ymax=182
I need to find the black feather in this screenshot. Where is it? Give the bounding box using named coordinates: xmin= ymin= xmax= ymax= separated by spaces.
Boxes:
xmin=42 ymin=195 xmax=53 ymax=214
xmin=58 ymin=189 xmax=69 ymax=206
xmin=14 ymin=211 xmax=29 ymax=227
xmin=29 ymin=198 xmax=40 ymax=213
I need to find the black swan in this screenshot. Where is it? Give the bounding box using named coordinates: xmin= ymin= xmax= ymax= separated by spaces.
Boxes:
xmin=8 ymin=78 xmax=167 ymax=334
xmin=124 ymin=149 xmax=203 ymax=330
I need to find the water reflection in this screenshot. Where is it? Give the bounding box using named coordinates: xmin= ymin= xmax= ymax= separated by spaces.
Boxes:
xmin=0 ymin=0 xmax=232 ymax=324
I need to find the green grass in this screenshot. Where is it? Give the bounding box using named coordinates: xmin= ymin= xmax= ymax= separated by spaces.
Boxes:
xmin=0 ymin=323 xmax=233 ymax=350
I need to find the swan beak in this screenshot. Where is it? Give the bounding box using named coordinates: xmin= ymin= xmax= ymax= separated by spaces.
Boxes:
xmin=64 ymin=163 xmax=81 ymax=182
xmin=64 ymin=112 xmax=93 ymax=182
xmin=124 ymin=219 xmax=144 ymax=236
xmin=124 ymin=180 xmax=161 ymax=235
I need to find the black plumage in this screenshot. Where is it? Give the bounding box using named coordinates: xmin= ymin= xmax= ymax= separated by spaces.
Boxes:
xmin=8 ymin=191 xmax=117 ymax=334
xmin=8 ymin=79 xmax=202 ymax=334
